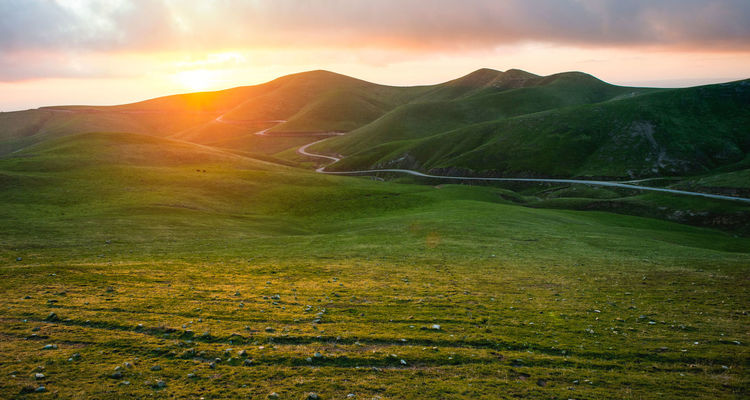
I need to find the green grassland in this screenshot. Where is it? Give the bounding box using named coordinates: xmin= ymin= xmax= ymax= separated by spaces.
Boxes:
xmin=1 ymin=132 xmax=748 ymax=398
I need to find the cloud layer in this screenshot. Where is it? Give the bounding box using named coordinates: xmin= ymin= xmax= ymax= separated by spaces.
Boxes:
xmin=1 ymin=0 xmax=749 ymax=81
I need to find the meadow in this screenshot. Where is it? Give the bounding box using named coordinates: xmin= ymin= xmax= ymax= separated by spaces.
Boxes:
xmin=0 ymin=132 xmax=748 ymax=398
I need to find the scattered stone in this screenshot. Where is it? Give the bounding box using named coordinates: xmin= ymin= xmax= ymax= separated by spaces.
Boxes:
xmin=150 ymin=365 xmax=162 ymax=371
xmin=35 ymin=386 xmax=46 ymax=393
xmin=179 ymin=348 xmax=195 ymax=358
xmin=111 ymin=371 xmax=123 ymax=379
xmin=45 ymin=312 xmax=59 ymax=322
xmin=347 ymin=394 xmax=356 ymax=398
xmin=42 ymin=344 xmax=58 ymax=350
xmin=430 ymin=324 xmax=441 ymax=330
xmin=120 ymin=381 xmax=130 ymax=386
xmin=234 ymin=291 xmax=241 ymax=296
xmin=209 ymin=362 xmax=216 ymax=369
xmin=23 ymin=295 xmax=31 ymax=299
xmin=237 ymin=349 xmax=247 ymax=357
xmin=243 ymin=359 xmax=254 ymax=366
xmin=16 ymin=257 xmax=22 ymax=261
xmin=400 ymin=359 xmax=407 ymax=365
xmin=34 ymin=373 xmax=45 ymax=379
xmin=153 ymin=380 xmax=166 ymax=388
xmin=271 ymin=294 xmax=281 ymax=300
xmin=314 ymin=352 xmax=323 ymax=358
xmin=307 ymin=393 xmax=320 ymax=400
xmin=268 ymin=393 xmax=280 ymax=399
xmin=187 ymin=373 xmax=197 ymax=379
xmin=536 ymin=379 xmax=547 ymax=387
xmin=265 ymin=327 xmax=275 ymax=333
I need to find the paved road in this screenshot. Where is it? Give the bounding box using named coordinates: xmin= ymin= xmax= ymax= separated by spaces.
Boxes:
xmin=298 ymin=139 xmax=750 ymax=203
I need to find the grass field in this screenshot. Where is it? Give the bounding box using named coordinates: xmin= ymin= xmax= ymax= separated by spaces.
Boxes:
xmin=1 ymin=132 xmax=748 ymax=398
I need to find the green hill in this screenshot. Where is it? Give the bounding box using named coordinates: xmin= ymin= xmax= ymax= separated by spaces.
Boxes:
xmin=2 ymin=68 xmax=748 ymax=184
xmin=321 ymin=79 xmax=750 ymax=179
xmin=319 ymin=70 xmax=653 ymax=156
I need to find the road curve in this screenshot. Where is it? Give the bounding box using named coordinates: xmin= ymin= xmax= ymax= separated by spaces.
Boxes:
xmin=297 ymin=138 xmax=750 ymax=204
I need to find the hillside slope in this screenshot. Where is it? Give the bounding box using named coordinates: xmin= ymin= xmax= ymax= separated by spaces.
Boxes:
xmin=320 ymin=70 xmax=652 ymax=156
xmin=323 ymin=80 xmax=750 ymax=179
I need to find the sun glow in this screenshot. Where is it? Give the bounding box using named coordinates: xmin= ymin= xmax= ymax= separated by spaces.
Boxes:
xmin=175 ymin=69 xmax=216 ymax=91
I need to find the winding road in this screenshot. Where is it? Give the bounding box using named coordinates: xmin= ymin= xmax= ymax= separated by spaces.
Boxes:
xmin=298 ymin=138 xmax=750 ymax=204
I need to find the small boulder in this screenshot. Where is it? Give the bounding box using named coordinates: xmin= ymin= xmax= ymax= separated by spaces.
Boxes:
xmin=34 ymin=373 xmax=45 ymax=379
xmin=307 ymin=393 xmax=320 ymax=400
xmin=42 ymin=344 xmax=58 ymax=350
xmin=268 ymin=392 xmax=280 ymax=399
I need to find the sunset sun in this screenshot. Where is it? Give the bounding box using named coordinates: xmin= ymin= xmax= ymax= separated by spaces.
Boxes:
xmin=175 ymin=69 xmax=216 ymax=91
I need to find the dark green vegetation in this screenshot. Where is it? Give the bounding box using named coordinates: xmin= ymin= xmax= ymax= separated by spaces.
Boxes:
xmin=319 ymin=76 xmax=750 ymax=180
xmin=1 ymin=70 xmax=749 ymax=398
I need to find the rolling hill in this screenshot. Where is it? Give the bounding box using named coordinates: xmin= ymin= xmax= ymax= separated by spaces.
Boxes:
xmin=2 ymin=68 xmax=748 ymax=184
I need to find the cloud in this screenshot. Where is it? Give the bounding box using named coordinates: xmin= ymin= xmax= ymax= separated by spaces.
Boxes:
xmin=1 ymin=0 xmax=749 ymax=80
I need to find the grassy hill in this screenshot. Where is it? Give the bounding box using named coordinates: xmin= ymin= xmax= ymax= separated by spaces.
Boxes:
xmin=9 ymin=68 xmax=746 ymax=184
xmin=0 ymin=68 xmax=655 ymax=159
xmin=321 ymin=79 xmax=750 ymax=179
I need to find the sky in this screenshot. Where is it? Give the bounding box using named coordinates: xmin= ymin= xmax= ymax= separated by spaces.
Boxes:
xmin=1 ymin=0 xmax=749 ymax=111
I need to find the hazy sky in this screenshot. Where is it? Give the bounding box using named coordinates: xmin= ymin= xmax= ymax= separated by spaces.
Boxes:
xmin=1 ymin=0 xmax=749 ymax=110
